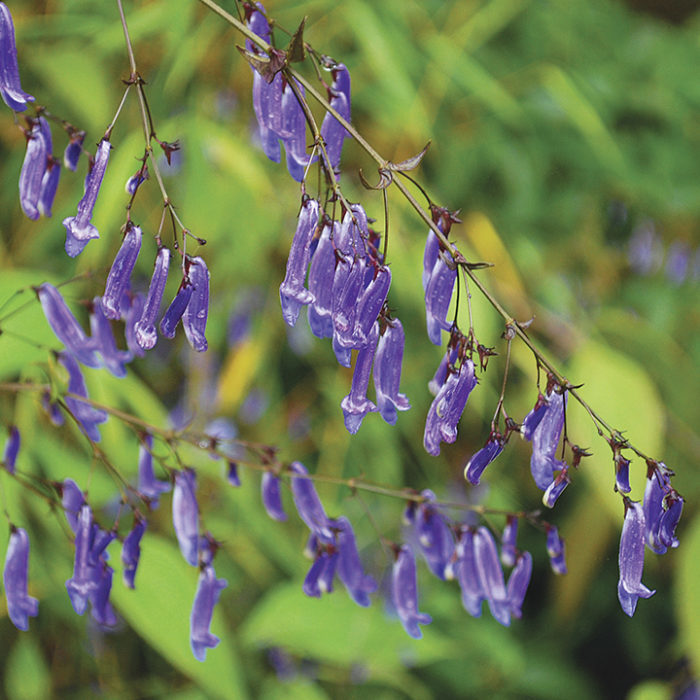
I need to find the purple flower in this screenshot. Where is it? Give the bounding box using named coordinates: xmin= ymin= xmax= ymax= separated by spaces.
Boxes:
xmin=135 ymin=247 xmax=171 ymax=350
xmin=280 ymin=198 xmax=319 ymax=326
xmin=615 ymin=455 xmax=631 ymax=494
xmin=391 ymin=545 xmax=431 ymax=639
xmin=506 ymin=551 xmax=532 ymax=619
xmin=473 ymin=526 xmax=510 ymax=626
xmin=123 ymin=292 xmax=146 ymax=359
xmin=63 ymin=139 xmax=111 ymax=257
xmin=414 ymin=492 xmax=454 ymax=580
xmin=121 ymin=514 xmax=146 ymax=589
xmin=125 ymin=167 xmax=148 ymax=196
xmin=464 ymin=434 xmax=504 ymax=485
xmin=351 ymin=265 xmax=391 ymax=348
xmin=542 ymin=468 xmax=570 ymax=508
xmin=545 ymin=525 xmax=567 ymax=575
xmin=89 ymin=297 xmax=130 ymax=378
xmin=303 ymin=549 xmax=338 ymax=597
xmin=103 ymin=224 xmax=142 ymax=320
xmin=38 ymin=156 xmax=60 ymax=218
xmin=173 ymin=469 xmax=199 ymax=566
xmin=90 ymin=561 xmax=117 ymax=627
xmin=0 ymin=3 xmax=34 ymax=111
xmin=138 ymin=434 xmax=171 ymax=508
xmin=3 ymin=425 xmax=19 ymax=474
xmin=452 ymin=528 xmax=485 ymax=618
xmin=261 ymin=471 xmax=287 ymax=522
xmin=500 ymin=516 xmax=518 ymax=568
xmin=520 ymin=393 xmax=547 ymax=440
xmin=340 ymin=321 xmax=379 ymax=434
xmin=373 ymin=319 xmax=411 ymax=425
xmin=41 ymin=390 xmax=64 ymax=426
xmin=428 ymin=346 xmax=458 ymax=396
xmin=424 ymin=255 xmax=456 ymax=346
xmin=335 ymin=516 xmax=377 ymax=607
xmin=18 ymin=117 xmax=50 ymax=221
xmin=159 ymin=279 xmax=193 ymax=339
xmin=319 ymin=63 xmax=351 ymax=175
xmin=3 ymin=527 xmax=38 ymax=630
xmin=63 ymin=130 xmax=85 ymax=171
xmin=190 ymin=562 xmax=227 ymax=661
xmin=307 ymin=222 xmax=338 ymax=339
xmin=659 ymin=493 xmax=683 ymax=550
xmin=61 ymin=478 xmax=85 ymax=533
xmin=528 ymin=387 xmax=567 ymax=490
xmin=65 ymin=505 xmax=99 ymax=615
xmin=57 ymin=352 xmax=108 ymax=442
xmin=37 ymin=283 xmax=101 ymax=368
xmin=332 ymin=256 xmax=366 ymax=351
xmin=281 ymin=79 xmax=313 ymax=181
xmin=289 ymin=462 xmax=333 ymax=542
xmin=643 ymin=464 xmax=675 ymax=554
xmin=422 ymin=230 xmax=441 ymax=292
xmin=226 ymin=461 xmax=241 ymax=487
xmin=618 ymin=499 xmax=655 ymax=616
xmin=182 ymin=256 xmax=210 ymax=352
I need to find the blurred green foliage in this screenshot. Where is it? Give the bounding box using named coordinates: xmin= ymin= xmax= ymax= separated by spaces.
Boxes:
xmin=0 ymin=0 xmax=698 ymax=697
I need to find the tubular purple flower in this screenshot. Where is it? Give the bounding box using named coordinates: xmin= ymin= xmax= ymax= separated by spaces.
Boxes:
xmin=643 ymin=465 xmax=672 ymax=554
xmin=415 ymin=497 xmax=455 ymax=580
xmin=3 ymin=425 xmax=19 ymax=474
xmin=615 ymin=455 xmax=631 ymax=494
xmin=529 ymin=388 xmax=567 ymax=490
xmin=190 ymin=563 xmax=227 ymax=662
xmin=280 ymin=198 xmax=319 ymax=326
xmin=464 ymin=434 xmax=504 ymax=485
xmin=501 ymin=516 xmax=518 ymax=568
xmin=173 ymin=468 xmax=199 ymax=566
xmin=303 ymin=550 xmax=334 ymax=598
xmin=618 ymin=499 xmax=655 ymax=616
xmin=0 ymin=3 xmax=34 ymax=111
xmin=428 ymin=346 xmax=458 ymax=396
xmin=281 ymin=79 xmax=313 ymax=181
xmin=373 ymin=319 xmax=411 ymax=425
xmin=38 ymin=156 xmax=60 ymax=218
xmin=182 ymin=257 xmax=210 ymax=352
xmin=335 ymin=516 xmax=377 ymax=607
xmin=57 ymin=352 xmax=108 ymax=442
xmin=63 ymin=139 xmax=111 ymax=257
xmin=332 ymin=332 xmax=352 ymax=368
xmin=3 ymin=527 xmax=38 ymax=630
xmin=391 ymin=545 xmax=432 ymax=639
xmin=261 ymin=471 xmax=287 ymax=522
xmin=89 ymin=297 xmax=130 ymax=378
xmin=422 ymin=230 xmax=441 ymax=292
xmin=506 ymin=551 xmax=532 ymax=619
xmin=138 ymin=433 xmax=171 ymax=508
xmin=659 ymin=493 xmax=683 ymax=550
xmin=473 ymin=526 xmax=510 ymax=626
xmin=63 ymin=130 xmax=85 ymax=171
xmin=41 ymin=391 xmax=64 ymax=426
xmin=543 ymin=468 xmax=571 ymax=508
xmin=307 ymin=222 xmax=337 ymax=339
xmin=89 ymin=561 xmax=117 ymax=628
xmin=103 ymin=225 xmax=142 ymax=319
xmin=65 ymin=505 xmax=98 ymax=615
xmin=319 ymin=63 xmax=351 ymax=175
xmin=61 ymin=478 xmax=85 ymax=534
xmin=332 ymin=256 xmax=366 ymax=349
xmin=424 ymin=256 xmax=456 ymax=346
xmin=340 ymin=321 xmax=379 ymax=434
xmin=453 ymin=528 xmax=485 ymax=618
xmin=159 ymin=279 xmax=193 ymax=340
xmin=121 ymin=515 xmax=146 ymax=589
xmin=18 ymin=118 xmax=49 ymax=220
xmin=352 ymin=265 xmax=391 ymax=348
xmin=123 ymin=292 xmax=145 ymax=359
xmin=545 ymin=525 xmax=567 ymax=575
xmin=520 ymin=393 xmax=547 ymax=441
xmin=37 ymin=283 xmax=101 ymax=368
xmin=289 ymin=461 xmax=334 ymax=542
xmin=135 ymin=247 xmax=171 ymax=350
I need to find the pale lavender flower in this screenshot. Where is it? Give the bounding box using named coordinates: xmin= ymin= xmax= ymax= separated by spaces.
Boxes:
xmin=618 ymin=498 xmax=655 ymax=616
xmin=340 ymin=321 xmax=379 ymax=434
xmin=138 ymin=434 xmax=171 ymax=509
xmin=3 ymin=527 xmax=38 ymax=630
xmin=103 ymin=225 xmax=142 ymax=319
xmin=332 ymin=256 xmax=366 ymax=349
xmin=63 ymin=130 xmax=85 ymax=171
xmin=0 ymin=3 xmax=34 ymax=111
xmin=319 ymin=63 xmax=351 ymax=175
xmin=280 ymin=198 xmax=319 ymax=326
xmin=335 ymin=516 xmax=377 ymax=607
xmin=281 ymin=79 xmax=313 ymax=181
xmin=261 ymin=471 xmax=287 ymax=522
xmin=391 ymin=545 xmax=431 ymax=639
xmin=159 ymin=280 xmax=193 ymax=339
xmin=135 ymin=247 xmax=171 ymax=350
xmin=506 ymin=551 xmax=532 ymax=619
xmin=289 ymin=461 xmax=333 ymax=542
xmin=173 ymin=468 xmax=199 ymax=566
xmin=63 ymin=139 xmax=111 ymax=257
xmin=473 ymin=526 xmax=510 ymax=626
xmin=89 ymin=297 xmax=130 ymax=378
xmin=121 ymin=515 xmax=146 ymax=589
xmin=464 ymin=434 xmax=504 ymax=485
xmin=373 ymin=319 xmax=411 ymax=425
xmin=18 ymin=118 xmax=49 ymax=220
xmin=352 ymin=265 xmax=391 ymax=348
xmin=545 ymin=525 xmax=567 ymax=575
xmin=190 ymin=562 xmax=227 ymax=661
xmin=529 ymin=387 xmax=567 ymax=490
xmin=424 ymin=255 xmax=456 ymax=346
xmin=3 ymin=425 xmax=19 ymax=474
xmin=182 ymin=257 xmax=210 ymax=352
xmin=500 ymin=516 xmax=518 ymax=568
xmin=543 ymin=468 xmax=570 ymax=508
xmin=307 ymin=222 xmax=337 ymax=339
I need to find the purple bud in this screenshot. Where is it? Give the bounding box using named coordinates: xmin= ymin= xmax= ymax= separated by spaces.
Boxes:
xmin=190 ymin=563 xmax=227 ymax=662
xmin=63 ymin=130 xmax=85 ymax=171
xmin=173 ymin=468 xmax=199 ymax=566
xmin=18 ymin=118 xmax=50 ymax=220
xmin=138 ymin=434 xmax=171 ymax=509
xmin=103 ymin=225 xmax=142 ymax=320
xmin=659 ymin=493 xmax=683 ymax=550
xmin=261 ymin=471 xmax=287 ymax=522
xmin=289 ymin=462 xmax=334 ymax=542
xmin=121 ymin=514 xmax=146 ymax=589
xmin=391 ymin=545 xmax=432 ymax=639
xmin=424 ymin=256 xmax=456 ymax=346
xmin=340 ymin=321 xmax=379 ymax=434
xmin=545 ymin=525 xmax=567 ymax=575
xmin=307 ymin=222 xmax=338 ymax=339
xmin=542 ymin=468 xmax=571 ymax=508
xmin=464 ymin=434 xmax=504 ymax=486
xmin=37 ymin=283 xmax=101 ymax=368
xmin=280 ymin=198 xmax=319 ymax=326
xmin=125 ymin=167 xmax=148 ymax=196
xmin=500 ymin=516 xmax=518 ymax=568
xmin=373 ymin=319 xmax=411 ymax=425
xmin=61 ymin=478 xmax=85 ymax=534
xmin=3 ymin=425 xmax=19 ymax=474
xmin=615 ymin=456 xmax=631 ymax=494
xmin=3 ymin=527 xmax=38 ymax=630
xmin=182 ymin=257 xmax=210 ymax=352
xmin=618 ymin=499 xmax=655 ymax=616
xmin=89 ymin=297 xmax=130 ymax=378
xmin=506 ymin=551 xmax=532 ymax=619
xmin=529 ymin=388 xmax=567 ymax=491
xmin=63 ymin=139 xmax=111 ymax=257
xmin=135 ymin=247 xmax=171 ymax=350
xmin=473 ymin=527 xmax=510 ymax=626
xmin=38 ymin=156 xmax=61 ymax=218
xmin=335 ymin=516 xmax=377 ymax=607
xmin=0 ymin=3 xmax=35 ymax=111
xmin=159 ymin=279 xmax=193 ymax=339
xmin=319 ymin=64 xmax=351 ymax=175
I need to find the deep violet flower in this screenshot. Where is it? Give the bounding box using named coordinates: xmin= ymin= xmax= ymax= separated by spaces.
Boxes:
xmin=319 ymin=63 xmax=351 ymax=175
xmin=520 ymin=393 xmax=547 ymax=441
xmin=528 ymin=388 xmax=567 ymax=491
xmin=0 ymin=3 xmax=34 ymax=111
xmin=3 ymin=425 xmax=19 ymax=474
xmin=340 ymin=321 xmax=379 ymax=434
xmin=102 ymin=224 xmax=142 ymax=319
xmin=289 ymin=461 xmax=333 ymax=542
xmin=618 ymin=499 xmax=655 ymax=616
xmin=391 ymin=545 xmax=431 ymax=639
xmin=464 ymin=434 xmax=504 ymax=486
xmin=226 ymin=461 xmax=241 ymax=487
xmin=182 ymin=256 xmax=210 ymax=352
xmin=279 ymin=198 xmax=319 ymax=326
xmin=135 ymin=247 xmax=171 ymax=350
xmin=159 ymin=279 xmax=193 ymax=340
xmin=63 ymin=139 xmax=112 ymax=257
xmin=303 ymin=550 xmax=338 ymax=597
xmin=18 ymin=117 xmax=50 ymax=221
xmin=3 ymin=526 xmax=38 ymax=630
xmin=261 ymin=471 xmax=287 ymax=522
xmin=121 ymin=515 xmax=146 ymax=589
xmin=373 ymin=319 xmax=411 ymax=425
xmin=63 ymin=130 xmax=85 ymax=171
xmin=190 ymin=562 xmax=227 ymax=662
xmin=137 ymin=433 xmax=171 ymax=508
xmin=335 ymin=516 xmax=377 ymax=607
xmin=615 ymin=455 xmax=631 ymax=494
xmin=173 ymin=469 xmax=199 ymax=566
xmin=65 ymin=505 xmax=99 ymax=615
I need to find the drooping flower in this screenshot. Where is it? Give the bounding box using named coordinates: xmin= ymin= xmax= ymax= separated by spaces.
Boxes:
xmin=279 ymin=198 xmax=319 ymax=326
xmin=451 ymin=528 xmax=485 ymax=617
xmin=618 ymin=498 xmax=655 ymax=616
xmin=615 ymin=455 xmax=631 ymax=494
xmin=542 ymin=468 xmax=571 ymax=508
xmin=280 ymin=79 xmax=314 ymax=181
xmin=89 ymin=297 xmax=130 ymax=378
xmin=373 ymin=318 xmax=411 ymax=425
xmin=414 ymin=491 xmax=454 ymax=580
xmin=528 ymin=387 xmax=567 ymax=491
xmin=65 ymin=505 xmax=99 ymax=615
xmin=340 ymin=321 xmax=379 ymax=434
xmin=319 ymin=63 xmax=351 ymax=175
xmin=424 ymin=254 xmax=456 ymax=346
xmin=182 ymin=256 xmax=210 ymax=352
xmin=63 ymin=138 xmax=112 ymax=257
xmin=172 ymin=468 xmax=199 ymax=566
xmin=89 ymin=560 xmax=117 ymax=627
xmin=464 ymin=434 xmax=504 ymax=485
xmin=60 ymin=478 xmax=85 ymax=533
xmin=307 ymin=222 xmax=338 ymax=339
xmin=38 ymin=155 xmax=60 ymax=218
xmin=332 ymin=256 xmax=367 ymax=351
xmin=18 ymin=117 xmax=50 ymax=221
xmin=190 ymin=560 xmax=228 ymax=662
xmin=137 ymin=433 xmax=171 ymax=509
xmin=643 ymin=463 xmax=676 ymax=555
xmin=391 ymin=544 xmax=432 ymax=639
xmin=3 ymin=425 xmax=20 ymax=474
xmin=335 ymin=516 xmax=378 ymax=607
xmin=500 ymin=515 xmax=518 ymax=568
xmin=159 ymin=279 xmax=193 ymax=339
xmin=545 ymin=525 xmax=567 ymax=575
xmin=3 ymin=526 xmax=38 ymax=630
xmin=303 ymin=549 xmax=338 ymax=598
xmin=121 ymin=514 xmax=146 ymax=589
xmin=289 ymin=461 xmax=334 ymax=542
xmin=0 ymin=3 xmax=34 ymax=111
xmin=422 ymin=230 xmax=441 ymax=292
xmin=135 ymin=247 xmax=171 ymax=350
xmin=506 ymin=551 xmax=532 ymax=619
xmin=473 ymin=526 xmax=510 ymax=626
xmin=261 ymin=471 xmax=287 ymax=522
xmin=102 ymin=224 xmax=142 ymax=319
xmin=123 ymin=292 xmax=145 ymax=359
xmin=63 ymin=130 xmax=85 ymax=171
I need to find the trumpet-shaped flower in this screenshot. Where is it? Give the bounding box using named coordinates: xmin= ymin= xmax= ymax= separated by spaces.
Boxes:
xmin=103 ymin=225 xmax=142 ymax=319
xmin=391 ymin=545 xmax=431 ymax=639
xmin=190 ymin=561 xmax=227 ymax=662
xmin=373 ymin=319 xmax=411 ymax=425
xmin=172 ymin=469 xmax=199 ymax=566
xmin=3 ymin=527 xmax=38 ymax=630
xmin=261 ymin=471 xmax=287 ymax=522
xmin=182 ymin=257 xmax=210 ymax=352
xmin=340 ymin=321 xmax=379 ymax=434
xmin=135 ymin=247 xmax=171 ymax=350
xmin=618 ymin=499 xmax=655 ymax=616
xmin=0 ymin=3 xmax=34 ymax=111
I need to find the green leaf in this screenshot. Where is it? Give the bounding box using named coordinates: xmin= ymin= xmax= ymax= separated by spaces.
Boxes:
xmin=4 ymin=635 xmax=52 ymax=700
